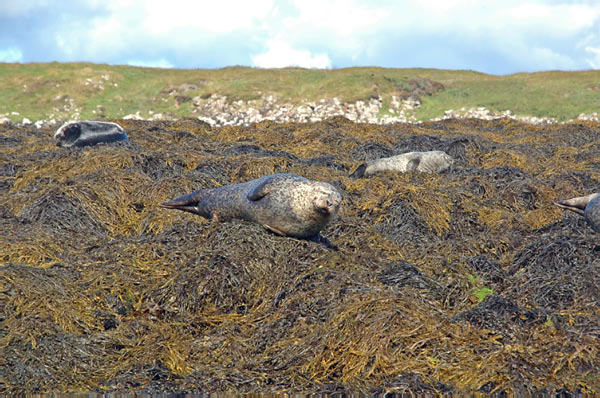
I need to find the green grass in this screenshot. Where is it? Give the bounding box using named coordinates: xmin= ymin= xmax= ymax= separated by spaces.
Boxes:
xmin=0 ymin=62 xmax=599 ymax=122
xmin=467 ymin=273 xmax=493 ymax=303
xmin=414 ymin=70 xmax=600 ymax=121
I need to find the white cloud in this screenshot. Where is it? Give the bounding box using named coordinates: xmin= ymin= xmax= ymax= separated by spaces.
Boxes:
xmin=254 ymin=1 xmax=600 ymax=70
xmin=529 ymin=47 xmax=579 ymax=70
xmin=280 ymin=0 xmax=388 ymax=58
xmin=96 ymin=0 xmax=276 ymax=37
xmin=287 ymin=0 xmax=388 ymax=37
xmin=0 ymin=47 xmax=23 ymax=62
xmin=252 ymin=39 xmax=331 ymax=69
xmin=585 ymin=46 xmax=600 ymax=69
xmin=2 ymin=0 xmax=600 ymax=73
xmin=46 ymin=0 xmax=278 ymax=64
xmin=3 ymin=0 xmax=51 ymax=17
xmin=502 ymin=2 xmax=600 ymax=37
xmin=127 ymin=58 xmax=174 ymax=68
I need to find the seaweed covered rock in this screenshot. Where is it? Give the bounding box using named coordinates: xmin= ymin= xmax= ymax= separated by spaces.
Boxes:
xmin=1 ymin=117 xmax=600 ymax=395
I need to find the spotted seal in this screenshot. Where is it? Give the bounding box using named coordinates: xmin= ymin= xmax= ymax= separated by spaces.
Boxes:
xmin=554 ymin=192 xmax=600 ymax=232
xmin=54 ymin=121 xmax=128 ymax=147
xmin=350 ymin=150 xmax=454 ymax=178
xmin=160 ymin=173 xmax=342 ymax=238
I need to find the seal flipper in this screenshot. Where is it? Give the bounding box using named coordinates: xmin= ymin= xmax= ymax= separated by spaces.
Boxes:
xmin=553 ymin=193 xmax=599 ymax=216
xmin=407 ymin=157 xmax=421 ymax=171
xmin=349 ymin=163 xmax=367 ymax=179
xmin=554 ymin=200 xmax=585 ymax=216
xmin=263 ymin=224 xmax=286 ymax=236
xmin=160 ymin=190 xmax=211 ymax=218
xmin=247 ymin=179 xmax=274 ymax=201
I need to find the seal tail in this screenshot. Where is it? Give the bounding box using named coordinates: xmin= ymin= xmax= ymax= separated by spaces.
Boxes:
xmin=554 ymin=193 xmax=600 ymax=216
xmin=160 ymin=190 xmax=208 ymax=216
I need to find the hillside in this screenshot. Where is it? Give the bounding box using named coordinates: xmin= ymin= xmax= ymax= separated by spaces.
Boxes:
xmin=0 ymin=63 xmax=599 ymax=125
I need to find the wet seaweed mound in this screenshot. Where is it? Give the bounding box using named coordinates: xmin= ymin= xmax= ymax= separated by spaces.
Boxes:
xmin=1 ymin=117 xmax=599 ymax=395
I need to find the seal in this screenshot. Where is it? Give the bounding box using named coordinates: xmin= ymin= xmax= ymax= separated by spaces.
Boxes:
xmin=160 ymin=173 xmax=342 ymax=238
xmin=350 ymin=150 xmax=454 ymax=178
xmin=54 ymin=120 xmax=128 ymax=147
xmin=554 ymin=192 xmax=600 ymax=232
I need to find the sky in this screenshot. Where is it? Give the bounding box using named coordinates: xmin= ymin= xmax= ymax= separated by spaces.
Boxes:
xmin=1 ymin=0 xmax=600 ymax=75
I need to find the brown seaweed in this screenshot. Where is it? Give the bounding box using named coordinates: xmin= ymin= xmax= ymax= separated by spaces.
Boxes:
xmin=1 ymin=117 xmax=599 ymax=395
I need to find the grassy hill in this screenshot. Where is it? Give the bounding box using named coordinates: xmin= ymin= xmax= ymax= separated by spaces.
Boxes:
xmin=0 ymin=62 xmax=599 ymax=122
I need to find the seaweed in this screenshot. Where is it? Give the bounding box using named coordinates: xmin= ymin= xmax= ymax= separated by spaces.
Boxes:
xmin=349 ymin=142 xmax=394 ymax=162
xmin=1 ymin=118 xmax=600 ymax=395
xmin=453 ymin=294 xmax=543 ymax=340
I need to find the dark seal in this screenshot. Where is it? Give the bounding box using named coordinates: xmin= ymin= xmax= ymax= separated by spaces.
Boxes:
xmin=160 ymin=173 xmax=342 ymax=238
xmin=554 ymin=192 xmax=600 ymax=232
xmin=54 ymin=121 xmax=128 ymax=147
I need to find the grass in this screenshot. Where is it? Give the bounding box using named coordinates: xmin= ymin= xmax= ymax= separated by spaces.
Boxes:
xmin=0 ymin=62 xmax=599 ymax=122
xmin=415 ymin=70 xmax=600 ymax=120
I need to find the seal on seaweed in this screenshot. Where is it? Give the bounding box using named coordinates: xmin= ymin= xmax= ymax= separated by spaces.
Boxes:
xmin=350 ymin=150 xmax=454 ymax=178
xmin=554 ymin=192 xmax=600 ymax=232
xmin=160 ymin=173 xmax=342 ymax=238
xmin=54 ymin=121 xmax=128 ymax=147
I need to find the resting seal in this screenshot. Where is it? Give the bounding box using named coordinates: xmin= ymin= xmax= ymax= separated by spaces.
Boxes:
xmin=160 ymin=173 xmax=342 ymax=238
xmin=350 ymin=150 xmax=454 ymax=178
xmin=554 ymin=192 xmax=600 ymax=232
xmin=54 ymin=120 xmax=128 ymax=147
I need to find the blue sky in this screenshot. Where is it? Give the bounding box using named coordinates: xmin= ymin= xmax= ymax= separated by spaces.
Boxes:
xmin=1 ymin=0 xmax=599 ymax=75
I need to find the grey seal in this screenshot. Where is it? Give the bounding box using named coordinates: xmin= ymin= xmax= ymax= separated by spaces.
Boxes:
xmin=350 ymin=150 xmax=454 ymax=178
xmin=54 ymin=120 xmax=128 ymax=147
xmin=554 ymin=192 xmax=600 ymax=232
xmin=160 ymin=173 xmax=342 ymax=238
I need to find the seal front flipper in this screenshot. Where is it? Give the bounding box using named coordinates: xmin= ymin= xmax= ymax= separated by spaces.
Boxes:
xmin=247 ymin=178 xmax=274 ymax=201
xmin=160 ymin=190 xmax=211 ymax=218
xmin=349 ymin=163 xmax=367 ymax=179
xmin=406 ymin=157 xmax=421 ymax=171
xmin=263 ymin=224 xmax=286 ymax=236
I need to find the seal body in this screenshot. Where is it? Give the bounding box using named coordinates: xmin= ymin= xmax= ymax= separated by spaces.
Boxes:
xmin=350 ymin=150 xmax=454 ymax=178
xmin=161 ymin=173 xmax=342 ymax=238
xmin=54 ymin=121 xmax=128 ymax=147
xmin=554 ymin=192 xmax=600 ymax=232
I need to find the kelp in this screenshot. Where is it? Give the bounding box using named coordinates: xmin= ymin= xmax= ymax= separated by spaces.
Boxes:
xmin=0 ymin=117 xmax=599 ymax=395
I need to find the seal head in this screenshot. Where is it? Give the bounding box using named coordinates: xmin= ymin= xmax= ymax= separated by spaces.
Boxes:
xmin=161 ymin=173 xmax=342 ymax=238
xmin=554 ymin=192 xmax=600 ymax=232
xmin=54 ymin=121 xmax=128 ymax=147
